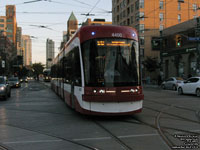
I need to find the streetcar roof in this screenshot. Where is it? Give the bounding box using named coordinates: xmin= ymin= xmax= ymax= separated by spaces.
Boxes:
xmin=53 ymin=25 xmax=138 ymax=65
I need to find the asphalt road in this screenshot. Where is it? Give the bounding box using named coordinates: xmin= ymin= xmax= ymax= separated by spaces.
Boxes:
xmin=0 ymin=81 xmax=199 ymax=150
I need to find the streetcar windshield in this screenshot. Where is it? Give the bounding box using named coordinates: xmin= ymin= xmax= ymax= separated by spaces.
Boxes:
xmin=81 ymin=38 xmax=140 ymax=87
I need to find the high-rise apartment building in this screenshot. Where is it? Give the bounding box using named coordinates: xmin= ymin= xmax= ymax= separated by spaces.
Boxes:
xmin=6 ymin=5 xmax=17 ymax=46
xmin=46 ymin=38 xmax=55 ymax=69
xmin=16 ymin=27 xmax=23 ymax=56
xmin=22 ymin=35 xmax=32 ymax=66
xmin=112 ymin=0 xmax=200 ymax=59
xmin=0 ymin=16 xmax=7 ymax=36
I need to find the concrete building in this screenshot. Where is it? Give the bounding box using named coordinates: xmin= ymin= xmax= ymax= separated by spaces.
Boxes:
xmin=161 ymin=17 xmax=200 ymax=79
xmin=6 ymin=5 xmax=17 ymax=46
xmin=67 ymin=12 xmax=78 ymax=41
xmin=112 ymin=0 xmax=200 ymax=79
xmin=0 ymin=35 xmax=13 ymax=75
xmin=22 ymin=35 xmax=32 ymax=66
xmin=0 ymin=16 xmax=7 ymax=36
xmin=46 ymin=38 xmax=55 ymax=69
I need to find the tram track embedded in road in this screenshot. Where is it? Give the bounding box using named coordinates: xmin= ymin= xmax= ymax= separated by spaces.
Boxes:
xmin=93 ymin=120 xmax=134 ymax=150
xmin=0 ymin=143 xmax=13 ymax=150
xmin=145 ymin=99 xmax=198 ymax=112
xmin=3 ymin=123 xmax=100 ymax=150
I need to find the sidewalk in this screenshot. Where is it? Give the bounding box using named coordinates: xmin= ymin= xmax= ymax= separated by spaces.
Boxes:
xmin=143 ymin=84 xmax=161 ymax=89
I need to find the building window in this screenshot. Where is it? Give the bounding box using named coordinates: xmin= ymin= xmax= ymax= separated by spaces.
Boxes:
xmin=127 ymin=7 xmax=130 ymax=16
xmin=178 ymin=14 xmax=181 ymax=22
xmin=140 ymin=12 xmax=144 ymax=21
xmin=159 ymin=25 xmax=164 ymax=30
xmin=131 ymin=16 xmax=134 ymax=24
xmin=135 ymin=12 xmax=140 ymax=21
xmin=131 ymin=4 xmax=134 ymax=12
xmin=0 ymin=24 xmax=4 ymax=27
xmin=127 ymin=18 xmax=130 ymax=26
xmin=123 ymin=10 xmax=126 ymax=17
xmin=139 ymin=0 xmax=144 ymax=9
xmin=135 ymin=1 xmax=139 ymax=10
xmin=140 ymin=36 xmax=145 ymax=45
xmin=7 ymin=19 xmax=12 ymax=22
xmin=120 ymin=2 xmax=123 ymax=9
xmin=140 ymin=48 xmax=144 ymax=57
xmin=160 ymin=1 xmax=164 ymax=9
xmin=123 ymin=0 xmax=126 ymax=7
xmin=193 ymin=4 xmax=197 ymax=12
xmin=178 ymin=2 xmax=181 ymax=10
xmin=120 ymin=12 xmax=123 ymax=19
xmin=0 ymin=19 xmax=5 ymax=22
xmin=159 ymin=13 xmax=164 ymax=21
xmin=139 ymin=24 xmax=144 ymax=33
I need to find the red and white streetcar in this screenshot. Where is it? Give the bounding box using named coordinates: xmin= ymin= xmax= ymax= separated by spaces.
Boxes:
xmin=51 ymin=25 xmax=144 ymax=115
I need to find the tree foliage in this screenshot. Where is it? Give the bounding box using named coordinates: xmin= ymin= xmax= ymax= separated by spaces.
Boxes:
xmin=32 ymin=63 xmax=44 ymax=77
xmin=143 ymin=57 xmax=160 ymax=72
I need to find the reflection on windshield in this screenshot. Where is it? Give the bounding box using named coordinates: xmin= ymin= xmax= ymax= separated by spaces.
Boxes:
xmin=82 ymin=38 xmax=140 ymax=87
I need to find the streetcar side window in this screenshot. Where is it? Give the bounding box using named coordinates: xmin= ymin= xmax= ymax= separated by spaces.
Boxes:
xmin=64 ymin=46 xmax=81 ymax=86
xmin=73 ymin=47 xmax=81 ymax=86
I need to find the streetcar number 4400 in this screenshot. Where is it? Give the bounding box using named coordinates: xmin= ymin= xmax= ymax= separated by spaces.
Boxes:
xmin=112 ymin=33 xmax=122 ymax=37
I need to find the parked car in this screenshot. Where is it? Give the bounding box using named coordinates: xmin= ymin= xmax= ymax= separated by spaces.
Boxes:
xmin=8 ymin=77 xmax=21 ymax=88
xmin=0 ymin=76 xmax=11 ymax=100
xmin=161 ymin=77 xmax=184 ymax=90
xmin=178 ymin=77 xmax=200 ymax=97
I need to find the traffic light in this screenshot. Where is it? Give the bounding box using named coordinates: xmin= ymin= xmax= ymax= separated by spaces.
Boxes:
xmin=176 ymin=35 xmax=182 ymax=47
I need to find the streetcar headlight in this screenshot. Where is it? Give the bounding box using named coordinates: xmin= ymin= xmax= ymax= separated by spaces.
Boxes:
xmin=99 ymin=89 xmax=105 ymax=94
xmin=93 ymin=89 xmax=97 ymax=93
xmin=132 ymin=33 xmax=135 ymax=37
xmin=91 ymin=32 xmax=95 ymax=36
xmin=130 ymin=89 xmax=138 ymax=93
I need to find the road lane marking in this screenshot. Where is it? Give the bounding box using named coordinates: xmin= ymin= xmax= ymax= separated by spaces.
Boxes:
xmin=73 ymin=137 xmax=111 ymax=141
xmin=3 ymin=139 xmax=62 ymax=144
xmin=73 ymin=133 xmax=159 ymax=141
xmin=118 ymin=133 xmax=159 ymax=138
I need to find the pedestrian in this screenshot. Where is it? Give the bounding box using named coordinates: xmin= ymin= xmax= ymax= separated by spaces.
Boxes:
xmin=157 ymin=74 xmax=162 ymax=86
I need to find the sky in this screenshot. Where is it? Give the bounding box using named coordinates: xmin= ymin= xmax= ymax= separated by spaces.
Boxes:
xmin=0 ymin=0 xmax=112 ymax=65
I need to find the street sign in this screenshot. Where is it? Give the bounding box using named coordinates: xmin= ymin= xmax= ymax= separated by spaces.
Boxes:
xmin=188 ymin=37 xmax=200 ymax=41
xmin=1 ymin=60 xmax=5 ymax=68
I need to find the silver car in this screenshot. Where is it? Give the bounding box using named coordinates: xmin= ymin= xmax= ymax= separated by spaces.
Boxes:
xmin=178 ymin=77 xmax=200 ymax=97
xmin=8 ymin=77 xmax=21 ymax=88
xmin=0 ymin=76 xmax=11 ymax=100
xmin=161 ymin=77 xmax=184 ymax=91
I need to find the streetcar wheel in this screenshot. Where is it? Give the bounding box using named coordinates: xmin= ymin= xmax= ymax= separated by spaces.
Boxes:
xmin=178 ymin=87 xmax=183 ymax=95
xmin=196 ymin=89 xmax=200 ymax=97
xmin=172 ymin=85 xmax=177 ymax=91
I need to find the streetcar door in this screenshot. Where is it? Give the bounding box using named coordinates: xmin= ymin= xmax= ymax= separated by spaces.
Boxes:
xmin=71 ymin=81 xmax=75 ymax=108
